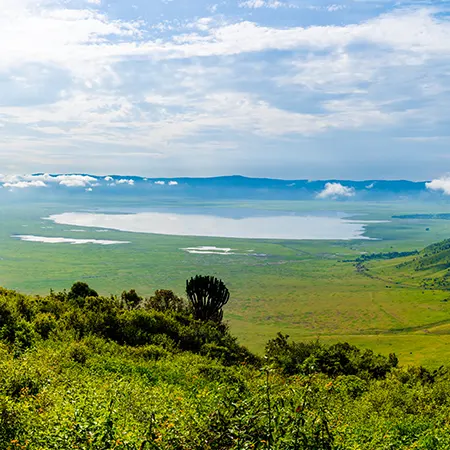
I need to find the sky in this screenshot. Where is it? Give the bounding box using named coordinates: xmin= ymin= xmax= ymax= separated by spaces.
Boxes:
xmin=0 ymin=0 xmax=450 ymax=179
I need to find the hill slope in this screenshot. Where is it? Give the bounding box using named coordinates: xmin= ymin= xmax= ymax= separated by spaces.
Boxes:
xmin=366 ymin=238 xmax=450 ymax=289
xmin=1 ymin=283 xmax=450 ymax=448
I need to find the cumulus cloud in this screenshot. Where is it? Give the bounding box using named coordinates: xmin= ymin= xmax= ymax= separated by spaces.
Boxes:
xmin=3 ymin=180 xmax=47 ymax=189
xmin=426 ymin=177 xmax=450 ymax=195
xmin=1 ymin=174 xmax=98 ymax=188
xmin=155 ymin=181 xmax=166 ymax=185
xmin=54 ymin=175 xmax=98 ymax=187
xmin=317 ymin=182 xmax=356 ymax=199
xmin=168 ymin=181 xmax=178 ymax=186
xmin=116 ymin=179 xmax=134 ymax=185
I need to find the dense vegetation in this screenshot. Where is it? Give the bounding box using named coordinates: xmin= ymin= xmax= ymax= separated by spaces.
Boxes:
xmin=385 ymin=239 xmax=450 ymax=289
xmin=2 ymin=280 xmax=450 ymax=449
xmin=354 ymin=251 xmax=419 ymax=263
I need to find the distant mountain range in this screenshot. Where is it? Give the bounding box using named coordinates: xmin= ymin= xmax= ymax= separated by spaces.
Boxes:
xmin=1 ymin=174 xmax=444 ymax=201
xmin=83 ymin=174 xmax=430 ymax=191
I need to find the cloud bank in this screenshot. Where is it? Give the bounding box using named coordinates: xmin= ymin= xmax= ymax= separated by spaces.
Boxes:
xmin=0 ymin=174 xmax=98 ymax=189
xmin=317 ymin=182 xmax=356 ymax=199
xmin=426 ymin=177 xmax=450 ymax=195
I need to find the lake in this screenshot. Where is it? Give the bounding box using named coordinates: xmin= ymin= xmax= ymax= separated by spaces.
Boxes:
xmin=45 ymin=211 xmax=379 ymax=240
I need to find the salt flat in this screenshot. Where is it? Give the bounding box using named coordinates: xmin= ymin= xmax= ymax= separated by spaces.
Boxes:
xmin=13 ymin=235 xmax=130 ymax=245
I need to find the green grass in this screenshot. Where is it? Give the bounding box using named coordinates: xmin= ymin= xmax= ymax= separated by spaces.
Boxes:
xmin=2 ymin=286 xmax=450 ymax=449
xmin=3 ymin=198 xmax=450 ymax=367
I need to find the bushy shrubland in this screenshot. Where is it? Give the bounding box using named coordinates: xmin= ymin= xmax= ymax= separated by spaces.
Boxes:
xmin=266 ymin=333 xmax=399 ymax=379
xmin=0 ymin=284 xmax=254 ymax=365
xmin=1 ymin=283 xmax=450 ymax=449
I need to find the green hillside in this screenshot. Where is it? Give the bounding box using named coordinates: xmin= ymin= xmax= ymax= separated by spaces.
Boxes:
xmin=2 ymin=282 xmax=450 ymax=449
xmin=364 ymin=238 xmax=450 ymax=290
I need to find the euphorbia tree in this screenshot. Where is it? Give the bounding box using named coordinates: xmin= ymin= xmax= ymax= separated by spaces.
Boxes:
xmin=186 ymin=275 xmax=230 ymax=323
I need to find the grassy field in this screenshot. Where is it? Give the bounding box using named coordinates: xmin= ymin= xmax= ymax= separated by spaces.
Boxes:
xmin=2 ymin=195 xmax=450 ymax=367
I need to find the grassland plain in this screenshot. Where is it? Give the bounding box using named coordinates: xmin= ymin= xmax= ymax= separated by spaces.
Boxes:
xmin=2 ymin=195 xmax=450 ymax=366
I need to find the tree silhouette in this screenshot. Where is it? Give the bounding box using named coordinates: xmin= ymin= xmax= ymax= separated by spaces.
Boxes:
xmin=186 ymin=275 xmax=230 ymax=323
xmin=68 ymin=282 xmax=98 ymax=300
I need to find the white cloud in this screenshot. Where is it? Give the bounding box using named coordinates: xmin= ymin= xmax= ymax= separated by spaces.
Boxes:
xmin=1 ymin=6 xmax=448 ymax=80
xmin=239 ymin=0 xmax=297 ymax=8
xmin=116 ymin=178 xmax=135 ymax=185
xmin=155 ymin=181 xmax=166 ymax=185
xmin=168 ymin=181 xmax=178 ymax=185
xmin=326 ymin=5 xmax=346 ymax=12
xmin=308 ymin=4 xmax=347 ymax=12
xmin=317 ymin=182 xmax=356 ymax=199
xmin=426 ymin=177 xmax=450 ymax=195
xmin=104 ymin=176 xmax=113 ymax=181
xmin=56 ymin=175 xmax=98 ymax=187
xmin=1 ymin=174 xmax=98 ymax=188
xmin=3 ymin=180 xmax=47 ymax=189
xmin=0 ymin=7 xmax=444 ymax=157
xmin=0 ymin=2 xmax=450 ymax=176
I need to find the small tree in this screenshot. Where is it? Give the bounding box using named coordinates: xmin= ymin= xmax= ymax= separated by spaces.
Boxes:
xmin=121 ymin=289 xmax=142 ymax=309
xmin=186 ymin=275 xmax=230 ymax=323
xmin=68 ymin=282 xmax=98 ymax=301
xmin=145 ymin=289 xmax=187 ymax=313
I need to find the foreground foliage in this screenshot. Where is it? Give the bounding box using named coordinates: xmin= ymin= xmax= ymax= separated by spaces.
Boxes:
xmin=1 ymin=284 xmax=450 ymax=449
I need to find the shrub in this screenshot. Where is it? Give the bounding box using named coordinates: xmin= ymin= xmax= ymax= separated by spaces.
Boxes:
xmin=68 ymin=341 xmax=89 ymax=364
xmin=0 ymin=397 xmax=23 ymax=443
xmin=145 ymin=289 xmax=187 ymax=313
xmin=0 ymin=300 xmax=16 ymax=344
xmin=33 ymin=313 xmax=57 ymax=339
xmin=266 ymin=333 xmax=397 ymax=379
xmin=118 ymin=310 xmax=180 ymax=346
xmin=130 ymin=344 xmax=169 ymax=361
xmin=13 ymin=320 xmax=35 ymax=352
xmin=68 ymin=282 xmax=99 ymax=301
xmin=121 ymin=289 xmax=142 ymax=309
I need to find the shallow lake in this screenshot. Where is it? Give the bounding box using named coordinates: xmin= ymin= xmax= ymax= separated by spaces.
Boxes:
xmin=46 ymin=211 xmax=380 ymax=240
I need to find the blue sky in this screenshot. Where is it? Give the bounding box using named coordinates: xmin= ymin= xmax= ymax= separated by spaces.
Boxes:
xmin=0 ymin=0 xmax=449 ymax=179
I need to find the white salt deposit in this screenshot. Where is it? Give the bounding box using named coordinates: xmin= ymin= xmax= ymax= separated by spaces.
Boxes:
xmin=13 ymin=235 xmax=130 ymax=245
xmin=182 ymin=246 xmax=236 ymax=255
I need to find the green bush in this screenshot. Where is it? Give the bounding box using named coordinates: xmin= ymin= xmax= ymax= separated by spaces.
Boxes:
xmin=145 ymin=289 xmax=187 ymax=313
xmin=68 ymin=341 xmax=90 ymax=364
xmin=130 ymin=344 xmax=169 ymax=361
xmin=33 ymin=313 xmax=57 ymax=339
xmin=0 ymin=397 xmax=23 ymax=443
xmin=121 ymin=289 xmax=142 ymax=309
xmin=266 ymin=333 xmax=397 ymax=379
xmin=68 ymin=281 xmax=99 ymax=301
